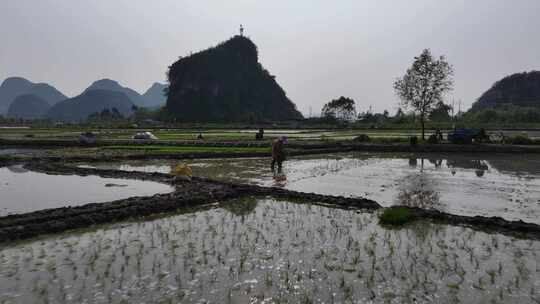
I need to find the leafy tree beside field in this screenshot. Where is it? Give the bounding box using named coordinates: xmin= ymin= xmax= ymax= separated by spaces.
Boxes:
xmin=394 ymin=49 xmax=454 ymax=139
xmin=321 ymin=96 xmax=357 ymax=121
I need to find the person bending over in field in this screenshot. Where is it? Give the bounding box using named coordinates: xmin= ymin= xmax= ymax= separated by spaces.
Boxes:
xmin=271 ymin=136 xmax=288 ymax=173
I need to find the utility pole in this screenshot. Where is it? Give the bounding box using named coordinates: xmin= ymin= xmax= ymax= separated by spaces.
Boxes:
xmin=451 ymin=98 xmax=455 ymax=120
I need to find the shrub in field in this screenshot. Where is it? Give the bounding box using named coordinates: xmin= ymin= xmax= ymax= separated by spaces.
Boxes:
xmin=379 ymin=207 xmax=414 ymax=226
xmin=409 ymin=136 xmax=418 ymax=146
xmin=353 ymin=134 xmax=371 ymax=142
xmin=427 ymin=134 xmax=439 ymax=144
xmin=510 ymin=135 xmax=534 ymax=145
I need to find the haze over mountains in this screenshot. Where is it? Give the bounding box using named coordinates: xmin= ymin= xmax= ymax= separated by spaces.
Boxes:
xmin=0 ymin=77 xmax=66 ymax=115
xmin=0 ymin=77 xmax=167 ymax=121
xmin=2 ymin=36 xmax=538 ymax=123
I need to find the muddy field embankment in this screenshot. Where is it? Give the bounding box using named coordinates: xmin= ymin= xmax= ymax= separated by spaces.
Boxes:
xmin=3 ymin=137 xmax=540 ymax=152
xmin=3 ymin=141 xmax=540 ymax=164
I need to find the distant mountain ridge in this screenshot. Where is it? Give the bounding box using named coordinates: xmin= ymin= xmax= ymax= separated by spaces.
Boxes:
xmin=84 ymin=79 xmax=147 ymax=107
xmin=166 ymin=35 xmax=303 ymax=122
xmin=471 ymin=71 xmax=540 ymax=111
xmin=1 ymin=77 xmax=167 ymax=120
xmin=0 ymin=77 xmax=66 ymax=115
xmin=47 ymin=89 xmax=134 ymax=122
xmin=142 ymin=82 xmax=168 ymax=108
xmin=7 ymin=94 xmax=51 ymax=120
xmin=84 ymin=79 xmax=167 ymax=108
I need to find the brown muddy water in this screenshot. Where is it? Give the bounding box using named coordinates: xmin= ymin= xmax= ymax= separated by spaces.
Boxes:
xmin=0 ymin=165 xmax=174 ymax=216
xmin=82 ymin=152 xmax=540 ymax=224
xmin=0 ymin=198 xmax=538 ymax=304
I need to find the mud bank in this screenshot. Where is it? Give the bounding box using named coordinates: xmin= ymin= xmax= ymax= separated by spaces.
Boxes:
xmin=3 ymin=138 xmax=540 ymax=156
xmin=4 ymin=143 xmax=539 ymax=164
xmin=0 ymin=162 xmax=539 ymax=242
xmin=390 ymin=206 xmax=540 ymax=240
xmin=295 ymin=142 xmax=540 ymax=153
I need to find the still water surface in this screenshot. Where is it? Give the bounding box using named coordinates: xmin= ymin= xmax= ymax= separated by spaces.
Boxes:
xmin=83 ymin=153 xmax=540 ymax=224
xmin=0 ymin=165 xmax=174 ymax=216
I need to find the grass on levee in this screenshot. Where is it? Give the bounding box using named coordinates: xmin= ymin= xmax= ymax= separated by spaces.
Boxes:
xmin=378 ymin=207 xmax=415 ymax=226
xmin=100 ymin=145 xmax=271 ymax=154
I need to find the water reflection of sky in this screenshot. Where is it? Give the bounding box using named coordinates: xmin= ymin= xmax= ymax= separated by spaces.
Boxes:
xmin=0 ymin=166 xmax=174 ymax=216
xmin=84 ymin=153 xmax=540 ymax=224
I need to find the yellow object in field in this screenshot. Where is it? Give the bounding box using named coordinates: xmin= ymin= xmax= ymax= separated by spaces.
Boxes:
xmin=172 ymin=164 xmax=193 ymax=180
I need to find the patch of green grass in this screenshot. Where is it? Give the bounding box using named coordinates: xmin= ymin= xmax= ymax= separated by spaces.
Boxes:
xmin=378 ymin=207 xmax=414 ymax=226
xmin=101 ymin=145 xmax=270 ymax=154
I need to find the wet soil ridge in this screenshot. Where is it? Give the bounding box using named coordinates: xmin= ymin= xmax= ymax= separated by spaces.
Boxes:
xmin=24 ymin=162 xmax=174 ymax=184
xmin=4 ymin=143 xmax=539 ymax=164
xmin=0 ymin=163 xmax=539 ymax=242
xmin=393 ymin=206 xmax=540 ymax=240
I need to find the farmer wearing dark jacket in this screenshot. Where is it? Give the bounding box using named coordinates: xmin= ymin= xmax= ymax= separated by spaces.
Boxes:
xmin=271 ymin=136 xmax=288 ymax=173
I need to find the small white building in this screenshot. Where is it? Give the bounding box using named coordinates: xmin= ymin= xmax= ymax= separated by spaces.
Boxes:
xmin=132 ymin=131 xmax=158 ymax=140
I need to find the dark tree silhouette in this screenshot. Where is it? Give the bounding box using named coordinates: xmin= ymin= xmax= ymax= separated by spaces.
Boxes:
xmin=321 ymin=96 xmax=356 ymax=121
xmin=429 ymin=101 xmax=453 ymax=121
xmin=394 ymin=49 xmax=453 ymax=140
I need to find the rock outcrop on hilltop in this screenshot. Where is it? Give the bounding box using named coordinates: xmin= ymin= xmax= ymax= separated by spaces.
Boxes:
xmin=47 ymin=89 xmax=134 ymax=122
xmin=165 ymin=36 xmax=303 ymax=122
xmin=0 ymin=77 xmax=66 ymax=115
xmin=7 ymin=94 xmax=51 ymax=120
xmin=471 ymin=71 xmax=540 ymax=111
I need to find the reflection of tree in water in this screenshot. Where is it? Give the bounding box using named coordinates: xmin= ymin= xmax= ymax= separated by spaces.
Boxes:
xmin=221 ymin=196 xmax=258 ymax=217
xmin=395 ymin=173 xmax=444 ymax=211
xmin=409 ymin=156 xmax=491 ymax=177
xmin=446 ymin=158 xmax=489 ymax=178
xmin=6 ymin=165 xmax=29 ymax=173
xmin=427 ymin=158 xmax=443 ymax=168
xmin=485 ymin=157 xmax=540 ymax=177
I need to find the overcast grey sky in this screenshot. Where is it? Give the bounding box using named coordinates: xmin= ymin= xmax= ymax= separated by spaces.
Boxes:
xmin=1 ymin=0 xmax=539 ymax=115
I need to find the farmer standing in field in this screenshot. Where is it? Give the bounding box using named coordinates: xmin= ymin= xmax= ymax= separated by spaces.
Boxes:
xmin=271 ymin=136 xmax=288 ymax=173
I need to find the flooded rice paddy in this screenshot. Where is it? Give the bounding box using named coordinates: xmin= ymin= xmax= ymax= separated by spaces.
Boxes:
xmin=0 ymin=166 xmax=174 ymax=216
xmin=0 ymin=198 xmax=538 ymax=303
xmin=83 ymin=152 xmax=540 ymax=224
xmin=0 ymin=148 xmax=41 ymax=156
